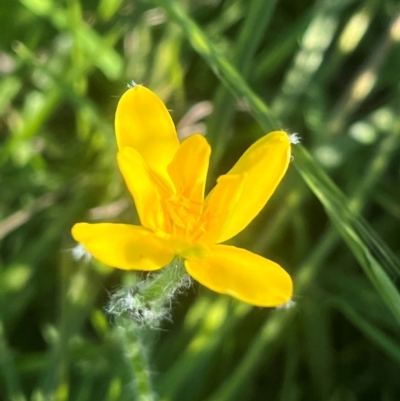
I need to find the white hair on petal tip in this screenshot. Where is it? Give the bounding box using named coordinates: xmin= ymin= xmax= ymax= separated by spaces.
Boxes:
xmin=276 ymin=299 xmax=296 ymax=310
xmin=289 ymin=133 xmax=301 ymax=144
xmin=71 ymin=243 xmax=92 ymax=262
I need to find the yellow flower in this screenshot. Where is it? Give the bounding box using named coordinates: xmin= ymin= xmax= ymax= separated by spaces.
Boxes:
xmin=72 ymin=86 xmax=293 ymax=307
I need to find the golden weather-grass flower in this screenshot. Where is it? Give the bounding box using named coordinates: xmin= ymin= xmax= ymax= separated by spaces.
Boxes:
xmin=72 ymin=85 xmax=293 ymax=307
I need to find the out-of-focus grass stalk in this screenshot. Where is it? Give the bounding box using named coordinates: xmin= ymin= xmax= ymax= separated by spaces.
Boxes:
xmin=319 ymin=0 xmax=378 ymax=84
xmin=28 ymin=189 xmax=104 ymax=399
xmin=331 ymin=298 xmax=400 ymax=364
xmin=328 ymin=6 xmax=400 ymax=135
xmin=67 ymin=0 xmax=90 ymax=139
xmin=278 ymin=336 xmax=300 ymax=401
xmin=271 ymin=0 xmax=351 ymax=118
xmin=208 ymin=0 xmax=278 ymax=168
xmin=253 ymin=9 xmax=313 ymax=83
xmin=294 ymin=145 xmax=400 ymax=322
xmin=0 ymin=193 xmax=55 ymax=240
xmin=0 ymin=76 xmax=22 ymax=115
xmin=12 ymin=0 xmax=124 ymax=148
xmin=0 ymin=322 xmax=26 ymax=401
xmin=11 ymin=41 xmax=114 ymax=143
xmin=252 ymin=187 xmax=307 ymax=254
xmin=350 ymin=128 xmax=400 ymax=210
xmin=156 ymin=298 xmax=249 ymax=400
xmin=97 ymin=0 xmax=125 ymax=22
xmin=153 ymin=0 xmax=279 ymax=131
xmin=20 ymin=0 xmax=123 ymax=79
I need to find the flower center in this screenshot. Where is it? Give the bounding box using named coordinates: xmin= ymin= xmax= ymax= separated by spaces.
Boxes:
xmin=163 ymin=194 xmax=206 ymax=241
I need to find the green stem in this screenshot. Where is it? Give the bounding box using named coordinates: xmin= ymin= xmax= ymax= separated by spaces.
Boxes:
xmin=109 ymin=258 xmax=189 ymax=400
xmin=143 ymin=257 xmax=189 ymax=303
xmin=114 ymin=321 xmax=155 ymax=401
xmin=108 ymin=258 xmax=189 ymax=327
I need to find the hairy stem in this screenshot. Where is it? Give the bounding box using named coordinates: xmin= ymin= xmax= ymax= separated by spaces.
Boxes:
xmin=114 ymin=320 xmax=155 ymax=401
xmin=109 ymin=258 xmax=190 ymax=400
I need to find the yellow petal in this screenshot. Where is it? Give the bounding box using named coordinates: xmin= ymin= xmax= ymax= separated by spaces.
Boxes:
xmin=207 ymin=131 xmax=290 ymax=243
xmin=167 ymin=134 xmax=211 ymax=205
xmin=185 ymin=244 xmax=292 ymax=307
xmin=72 ymin=223 xmax=174 ymax=270
xmin=200 ymin=173 xmax=246 ymax=243
xmin=115 ymin=86 xmax=180 ymax=177
xmin=118 ymin=147 xmax=166 ymax=231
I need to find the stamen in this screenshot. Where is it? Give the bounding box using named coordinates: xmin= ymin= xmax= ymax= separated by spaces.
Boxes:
xmin=163 ymin=194 xmax=205 ymax=240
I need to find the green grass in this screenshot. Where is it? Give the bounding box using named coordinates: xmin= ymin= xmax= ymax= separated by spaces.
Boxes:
xmin=1 ymin=0 xmax=400 ymax=400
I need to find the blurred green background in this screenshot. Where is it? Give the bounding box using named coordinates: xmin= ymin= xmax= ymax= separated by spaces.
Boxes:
xmin=1 ymin=0 xmax=400 ymax=400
